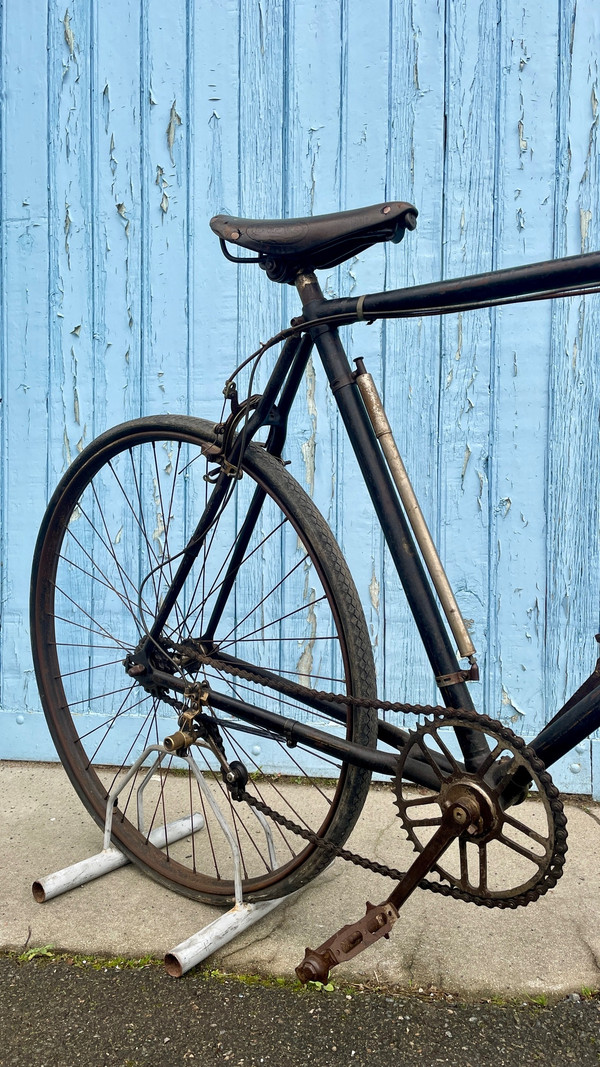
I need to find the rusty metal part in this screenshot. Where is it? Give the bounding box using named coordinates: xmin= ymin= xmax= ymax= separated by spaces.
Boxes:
xmin=126 ymin=662 xmax=146 ymax=677
xmin=163 ymin=729 xmax=196 ymax=752
xmin=436 ymin=662 xmax=480 ymax=688
xmin=394 ymin=713 xmax=568 ymax=905
xmin=354 ymin=358 xmax=475 ymax=660
xmin=296 ymin=792 xmax=481 ymax=983
xmin=296 ymin=901 xmax=399 ymax=983
xmin=294 ymin=715 xmax=567 ymax=982
xmin=182 ymin=682 xmax=210 ymax=708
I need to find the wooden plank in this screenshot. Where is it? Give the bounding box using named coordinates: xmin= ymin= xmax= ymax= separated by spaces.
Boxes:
xmin=332 ymin=0 xmax=392 ymax=697
xmin=489 ymin=0 xmax=560 ymax=737
xmin=189 ymin=0 xmax=242 ymax=416
xmin=142 ymin=0 xmax=190 ymax=414
xmin=436 ymin=0 xmax=499 ymax=718
xmin=382 ymin=0 xmax=446 ymax=709
xmin=283 ymin=0 xmax=345 ymax=533
xmin=1 ymin=1 xmax=53 ymax=756
xmin=545 ymin=0 xmax=600 ymax=721
xmin=93 ymin=0 xmax=144 ymax=430
xmin=46 ymin=2 xmax=95 ymax=483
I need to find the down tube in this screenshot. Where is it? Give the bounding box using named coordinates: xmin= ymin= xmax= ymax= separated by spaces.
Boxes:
xmin=310 ymin=320 xmax=489 ymax=769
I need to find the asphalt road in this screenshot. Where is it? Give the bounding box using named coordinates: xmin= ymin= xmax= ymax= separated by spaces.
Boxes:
xmin=1 ymin=956 xmax=599 ymax=1067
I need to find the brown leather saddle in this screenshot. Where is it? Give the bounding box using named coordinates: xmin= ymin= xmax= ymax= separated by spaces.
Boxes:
xmin=210 ymin=201 xmax=417 ymax=283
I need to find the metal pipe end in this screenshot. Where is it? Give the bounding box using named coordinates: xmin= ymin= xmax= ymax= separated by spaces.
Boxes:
xmin=32 ymin=881 xmax=46 ymax=903
xmin=163 ymin=731 xmax=193 ymax=752
xmin=164 ymin=953 xmax=184 ymax=978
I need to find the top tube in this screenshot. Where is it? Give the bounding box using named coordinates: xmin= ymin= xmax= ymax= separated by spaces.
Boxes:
xmin=313 ymin=250 xmax=600 ymax=325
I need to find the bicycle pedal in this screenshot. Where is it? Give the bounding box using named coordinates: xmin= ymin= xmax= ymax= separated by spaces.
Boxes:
xmin=295 ymin=899 xmax=398 ymax=984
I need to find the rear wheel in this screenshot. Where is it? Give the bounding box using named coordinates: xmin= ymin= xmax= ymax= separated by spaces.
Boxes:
xmin=31 ymin=415 xmax=377 ymax=902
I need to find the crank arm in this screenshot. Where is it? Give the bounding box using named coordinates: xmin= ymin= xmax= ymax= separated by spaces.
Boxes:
xmin=295 ymin=792 xmax=480 ymax=984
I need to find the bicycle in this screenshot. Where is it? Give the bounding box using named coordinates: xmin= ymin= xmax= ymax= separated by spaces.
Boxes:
xmin=29 ymin=201 xmax=600 ymax=982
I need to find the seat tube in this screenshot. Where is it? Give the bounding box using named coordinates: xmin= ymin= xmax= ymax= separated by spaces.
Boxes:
xmin=295 ymin=272 xmax=487 ymax=766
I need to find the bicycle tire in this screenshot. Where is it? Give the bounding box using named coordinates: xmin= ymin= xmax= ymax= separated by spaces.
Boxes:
xmin=30 ymin=415 xmax=378 ymax=903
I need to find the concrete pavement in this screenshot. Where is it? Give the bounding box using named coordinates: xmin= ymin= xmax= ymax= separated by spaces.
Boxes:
xmin=2 ymin=760 xmax=600 ymax=997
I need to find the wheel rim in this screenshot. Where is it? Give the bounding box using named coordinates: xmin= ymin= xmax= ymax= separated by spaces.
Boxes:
xmin=32 ymin=422 xmax=374 ymax=900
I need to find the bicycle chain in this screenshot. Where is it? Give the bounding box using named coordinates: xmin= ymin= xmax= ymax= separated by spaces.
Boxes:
xmin=194 ymin=649 xmax=445 ymax=717
xmin=195 ymin=651 xmax=568 ymax=909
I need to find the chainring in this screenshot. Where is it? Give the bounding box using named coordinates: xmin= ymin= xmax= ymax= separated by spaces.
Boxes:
xmin=394 ymin=709 xmax=568 ymax=907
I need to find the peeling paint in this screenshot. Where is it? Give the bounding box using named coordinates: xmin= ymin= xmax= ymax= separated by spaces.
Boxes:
xmin=157 ymin=167 xmax=169 ymax=212
xmin=455 ymin=314 xmax=462 ymax=361
xmin=476 ymin=469 xmax=484 ymax=511
xmin=166 ymin=101 xmax=182 ymax=165
xmin=460 ymin=445 xmax=471 ymax=486
xmin=63 ymin=10 xmax=75 ymax=58
xmin=296 ymin=591 xmax=317 ymax=686
xmin=109 ymin=133 xmax=117 ymax=176
xmin=369 ymin=566 xmax=380 ymax=613
xmin=63 ymin=427 xmax=72 ymax=468
xmin=306 ymin=128 xmax=322 ymax=212
xmin=501 ymin=686 xmax=525 ymax=717
xmin=162 ymin=441 xmax=173 ymax=476
xmin=116 ymin=201 xmax=131 ymax=238
xmin=102 ymin=83 xmax=110 ymax=132
xmin=301 ymin=356 xmax=317 ymax=497
xmin=152 ymin=477 xmax=165 ymax=555
xmin=580 ymin=208 xmax=593 ymax=248
xmin=64 ymin=202 xmax=71 ymax=265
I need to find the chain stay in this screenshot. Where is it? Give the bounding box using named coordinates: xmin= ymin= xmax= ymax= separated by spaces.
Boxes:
xmin=198 ymin=652 xmax=568 ymax=908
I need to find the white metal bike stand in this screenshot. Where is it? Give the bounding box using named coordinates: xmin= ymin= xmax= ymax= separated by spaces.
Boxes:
xmin=33 ymin=743 xmax=299 ymax=977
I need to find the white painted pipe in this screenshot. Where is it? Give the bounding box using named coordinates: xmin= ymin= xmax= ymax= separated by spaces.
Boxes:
xmin=32 ymin=813 xmax=204 ymax=902
xmin=164 ymin=895 xmax=294 ymax=977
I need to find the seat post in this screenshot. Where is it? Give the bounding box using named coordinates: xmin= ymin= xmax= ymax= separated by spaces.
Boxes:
xmin=295 ymin=269 xmax=324 ymax=308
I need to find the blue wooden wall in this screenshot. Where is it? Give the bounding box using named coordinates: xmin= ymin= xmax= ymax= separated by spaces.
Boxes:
xmin=2 ymin=0 xmax=600 ymax=792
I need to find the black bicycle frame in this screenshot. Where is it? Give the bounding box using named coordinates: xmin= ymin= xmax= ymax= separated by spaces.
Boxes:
xmin=139 ymin=249 xmax=600 ymax=787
